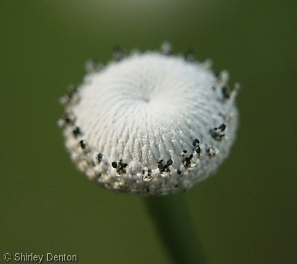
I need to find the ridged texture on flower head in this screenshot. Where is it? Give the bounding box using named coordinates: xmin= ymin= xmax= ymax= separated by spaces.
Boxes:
xmin=59 ymin=44 xmax=239 ymax=195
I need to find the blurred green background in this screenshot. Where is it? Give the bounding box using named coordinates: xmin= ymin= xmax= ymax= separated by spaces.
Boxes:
xmin=1 ymin=0 xmax=296 ymax=263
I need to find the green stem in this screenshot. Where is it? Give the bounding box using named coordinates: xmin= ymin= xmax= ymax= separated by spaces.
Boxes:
xmin=143 ymin=193 xmax=207 ymax=264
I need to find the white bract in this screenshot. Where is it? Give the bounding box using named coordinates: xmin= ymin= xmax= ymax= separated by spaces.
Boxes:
xmin=59 ymin=44 xmax=239 ymax=195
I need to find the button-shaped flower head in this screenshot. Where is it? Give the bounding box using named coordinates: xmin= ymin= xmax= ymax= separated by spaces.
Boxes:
xmin=59 ymin=43 xmax=240 ymax=195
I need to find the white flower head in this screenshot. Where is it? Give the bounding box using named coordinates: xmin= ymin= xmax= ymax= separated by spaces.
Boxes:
xmin=59 ymin=43 xmax=240 ymax=195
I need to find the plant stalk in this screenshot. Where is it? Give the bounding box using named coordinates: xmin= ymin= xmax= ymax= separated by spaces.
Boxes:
xmin=143 ymin=193 xmax=207 ymax=264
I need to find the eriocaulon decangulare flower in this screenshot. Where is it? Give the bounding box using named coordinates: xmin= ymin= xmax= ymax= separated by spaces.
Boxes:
xmin=58 ymin=43 xmax=240 ymax=195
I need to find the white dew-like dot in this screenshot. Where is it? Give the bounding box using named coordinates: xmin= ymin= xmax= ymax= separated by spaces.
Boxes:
xmin=58 ymin=44 xmax=240 ymax=195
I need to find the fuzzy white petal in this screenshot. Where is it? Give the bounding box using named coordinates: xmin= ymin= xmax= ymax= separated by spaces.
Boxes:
xmin=59 ymin=48 xmax=239 ymax=195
